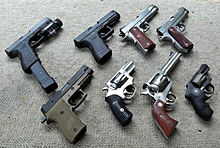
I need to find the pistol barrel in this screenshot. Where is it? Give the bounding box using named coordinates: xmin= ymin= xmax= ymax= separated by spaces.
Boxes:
xmin=161 ymin=52 xmax=181 ymax=75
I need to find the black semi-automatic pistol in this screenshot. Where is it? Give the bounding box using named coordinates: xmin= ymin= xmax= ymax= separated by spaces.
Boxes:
xmin=74 ymin=10 xmax=120 ymax=64
xmin=5 ymin=17 xmax=63 ymax=93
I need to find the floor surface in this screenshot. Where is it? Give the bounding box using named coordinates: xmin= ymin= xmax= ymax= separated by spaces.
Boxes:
xmin=0 ymin=0 xmax=220 ymax=147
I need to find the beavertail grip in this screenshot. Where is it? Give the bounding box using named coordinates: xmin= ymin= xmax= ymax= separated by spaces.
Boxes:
xmin=152 ymin=99 xmax=178 ymax=138
xmin=130 ymin=27 xmax=156 ymax=53
xmin=168 ymin=27 xmax=193 ymax=52
xmin=105 ymin=95 xmax=132 ymax=126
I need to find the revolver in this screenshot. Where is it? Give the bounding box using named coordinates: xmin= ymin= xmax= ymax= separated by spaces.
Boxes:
xmin=5 ymin=17 xmax=63 ymax=93
xmin=185 ymin=64 xmax=214 ymax=121
xmin=141 ymin=52 xmax=181 ymax=138
xmin=41 ymin=65 xmax=93 ymax=143
xmin=74 ymin=10 xmax=120 ymax=64
xmin=156 ymin=7 xmax=193 ymax=53
xmin=103 ymin=61 xmax=136 ymax=126
xmin=119 ymin=4 xmax=158 ymax=54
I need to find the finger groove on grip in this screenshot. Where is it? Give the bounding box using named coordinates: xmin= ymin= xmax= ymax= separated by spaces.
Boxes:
xmin=130 ymin=27 xmax=156 ymax=53
xmin=152 ymin=99 xmax=178 ymax=138
xmin=105 ymin=95 xmax=132 ymax=126
xmin=168 ymin=27 xmax=193 ymax=52
xmin=191 ymin=97 xmax=213 ymax=121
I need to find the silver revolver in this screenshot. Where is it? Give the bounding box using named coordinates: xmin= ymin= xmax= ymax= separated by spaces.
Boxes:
xmin=141 ymin=52 xmax=181 ymax=138
xmin=119 ymin=4 xmax=159 ymax=54
xmin=157 ymin=7 xmax=193 ymax=53
xmin=103 ymin=61 xmax=136 ymax=126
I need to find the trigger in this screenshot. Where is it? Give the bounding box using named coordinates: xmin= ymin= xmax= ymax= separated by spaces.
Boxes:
xmin=141 ymin=22 xmax=150 ymax=32
xmin=165 ymin=92 xmax=176 ymax=111
xmin=177 ymin=23 xmax=185 ymax=32
xmin=123 ymin=85 xmax=136 ymax=100
xmin=99 ymin=26 xmax=114 ymax=40
xmin=71 ymin=89 xmax=87 ymax=110
xmin=158 ymin=35 xmax=166 ymax=41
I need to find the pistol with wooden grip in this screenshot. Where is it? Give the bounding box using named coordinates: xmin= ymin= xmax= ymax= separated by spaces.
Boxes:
xmin=103 ymin=61 xmax=136 ymax=126
xmin=41 ymin=65 xmax=93 ymax=143
xmin=5 ymin=17 xmax=63 ymax=93
xmin=185 ymin=64 xmax=214 ymax=121
xmin=141 ymin=52 xmax=181 ymax=138
xmin=157 ymin=7 xmax=193 ymax=53
xmin=74 ymin=10 xmax=120 ymax=65
xmin=119 ymin=4 xmax=158 ymax=54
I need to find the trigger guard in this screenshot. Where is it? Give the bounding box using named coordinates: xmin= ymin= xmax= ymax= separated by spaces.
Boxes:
xmin=158 ymin=34 xmax=171 ymax=42
xmin=123 ymin=85 xmax=136 ymax=100
xmin=99 ymin=26 xmax=114 ymax=40
xmin=140 ymin=23 xmax=150 ymax=32
xmin=71 ymin=90 xmax=87 ymax=110
xmin=165 ymin=93 xmax=176 ymax=111
xmin=177 ymin=24 xmax=185 ymax=32
xmin=204 ymin=84 xmax=214 ymax=101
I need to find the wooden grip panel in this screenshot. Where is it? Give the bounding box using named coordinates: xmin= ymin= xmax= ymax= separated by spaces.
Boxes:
xmin=130 ymin=27 xmax=156 ymax=51
xmin=152 ymin=99 xmax=178 ymax=138
xmin=168 ymin=26 xmax=193 ymax=51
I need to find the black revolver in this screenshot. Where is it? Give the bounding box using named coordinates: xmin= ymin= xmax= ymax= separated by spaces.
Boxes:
xmin=74 ymin=10 xmax=120 ymax=64
xmin=41 ymin=65 xmax=93 ymax=143
xmin=5 ymin=17 xmax=63 ymax=93
xmin=185 ymin=64 xmax=214 ymax=121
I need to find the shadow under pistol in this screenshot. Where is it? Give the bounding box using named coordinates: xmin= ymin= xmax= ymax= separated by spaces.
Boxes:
xmin=74 ymin=10 xmax=120 ymax=65
xmin=41 ymin=65 xmax=94 ymax=143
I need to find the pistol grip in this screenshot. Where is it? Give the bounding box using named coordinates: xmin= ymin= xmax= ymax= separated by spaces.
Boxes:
xmin=6 ymin=42 xmax=57 ymax=93
xmin=152 ymin=99 xmax=178 ymax=138
xmin=168 ymin=27 xmax=193 ymax=52
xmin=30 ymin=61 xmax=57 ymax=93
xmin=75 ymin=32 xmax=112 ymax=65
xmin=5 ymin=42 xmax=38 ymax=73
xmin=105 ymin=95 xmax=132 ymax=126
xmin=130 ymin=27 xmax=156 ymax=53
xmin=186 ymin=93 xmax=213 ymax=121
xmin=46 ymin=99 xmax=86 ymax=143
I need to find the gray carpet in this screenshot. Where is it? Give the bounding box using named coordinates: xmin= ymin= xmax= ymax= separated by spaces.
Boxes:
xmin=0 ymin=0 xmax=220 ymax=147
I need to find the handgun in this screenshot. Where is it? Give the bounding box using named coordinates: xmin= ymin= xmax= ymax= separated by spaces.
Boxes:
xmin=41 ymin=65 xmax=93 ymax=143
xmin=103 ymin=61 xmax=136 ymax=126
xmin=185 ymin=64 xmax=214 ymax=121
xmin=5 ymin=17 xmax=63 ymax=93
xmin=74 ymin=10 xmax=120 ymax=64
xmin=141 ymin=52 xmax=181 ymax=138
xmin=119 ymin=4 xmax=158 ymax=54
xmin=157 ymin=7 xmax=193 ymax=53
